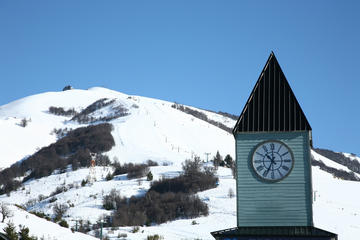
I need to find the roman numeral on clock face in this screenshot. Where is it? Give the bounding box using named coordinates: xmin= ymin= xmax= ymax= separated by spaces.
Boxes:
xmin=262 ymin=145 xmax=268 ymax=152
xmin=256 ymin=165 xmax=264 ymax=171
xmin=282 ymin=166 xmax=289 ymax=171
xmin=270 ymin=143 xmax=275 ymax=150
xmin=256 ymin=152 xmax=265 ymax=157
xmin=281 ymin=151 xmax=289 ymax=156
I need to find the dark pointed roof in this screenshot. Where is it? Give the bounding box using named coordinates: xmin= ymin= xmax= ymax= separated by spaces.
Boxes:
xmin=233 ymin=52 xmax=311 ymax=134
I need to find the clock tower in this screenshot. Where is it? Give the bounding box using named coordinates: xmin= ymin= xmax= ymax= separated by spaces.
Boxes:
xmin=211 ymin=52 xmax=337 ymax=239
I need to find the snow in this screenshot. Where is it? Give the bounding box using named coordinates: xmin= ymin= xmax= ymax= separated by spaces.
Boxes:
xmin=0 ymin=87 xmax=359 ymax=239
xmin=313 ymin=166 xmax=360 ymax=240
xmin=0 ymin=204 xmax=97 ymax=240
xmin=106 ymin=97 xmax=233 ymax=167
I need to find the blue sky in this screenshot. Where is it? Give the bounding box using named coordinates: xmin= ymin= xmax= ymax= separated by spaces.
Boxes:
xmin=1 ymin=1 xmax=359 ymax=155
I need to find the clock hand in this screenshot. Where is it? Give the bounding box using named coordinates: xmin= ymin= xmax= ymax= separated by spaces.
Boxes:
xmin=271 ymin=151 xmax=276 ymax=165
xmin=271 ymin=152 xmax=277 ymax=165
xmin=267 ymin=161 xmax=273 ymax=172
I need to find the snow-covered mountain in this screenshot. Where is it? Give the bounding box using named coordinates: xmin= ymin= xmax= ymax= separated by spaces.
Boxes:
xmin=0 ymin=87 xmax=359 ymax=240
xmin=0 ymin=87 xmax=234 ymax=170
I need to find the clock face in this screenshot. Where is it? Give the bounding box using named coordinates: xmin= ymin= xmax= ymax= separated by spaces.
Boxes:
xmin=252 ymin=140 xmax=294 ymax=181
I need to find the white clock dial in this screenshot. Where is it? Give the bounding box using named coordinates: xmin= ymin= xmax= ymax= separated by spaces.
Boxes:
xmin=252 ymin=141 xmax=294 ymax=181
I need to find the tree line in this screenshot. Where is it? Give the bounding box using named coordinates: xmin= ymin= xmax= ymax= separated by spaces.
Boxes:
xmin=313 ymin=148 xmax=360 ymax=175
xmin=171 ymin=103 xmax=233 ymax=133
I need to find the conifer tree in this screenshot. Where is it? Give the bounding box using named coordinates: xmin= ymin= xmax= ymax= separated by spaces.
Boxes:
xmin=213 ymin=151 xmax=222 ymax=169
xmin=18 ymin=225 xmax=37 ymax=240
xmin=4 ymin=222 xmax=18 ymax=240
xmin=224 ymin=154 xmax=234 ymax=168
xmin=147 ymin=171 xmax=153 ymax=181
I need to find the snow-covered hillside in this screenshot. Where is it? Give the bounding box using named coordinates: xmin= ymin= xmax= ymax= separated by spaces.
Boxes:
xmin=0 ymin=204 xmax=97 ymax=240
xmin=0 ymin=87 xmax=234 ymax=169
xmin=0 ymin=87 xmax=359 ymax=240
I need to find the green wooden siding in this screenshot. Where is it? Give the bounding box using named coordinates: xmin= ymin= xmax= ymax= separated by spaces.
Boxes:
xmin=235 ymin=131 xmax=313 ymax=227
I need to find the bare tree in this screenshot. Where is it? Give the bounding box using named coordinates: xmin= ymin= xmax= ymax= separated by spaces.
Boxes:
xmin=53 ymin=203 xmax=69 ymax=221
xmin=182 ymin=157 xmax=202 ymax=176
xmin=0 ymin=202 xmax=12 ymax=223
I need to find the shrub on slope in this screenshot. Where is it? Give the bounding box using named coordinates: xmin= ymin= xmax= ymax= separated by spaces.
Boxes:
xmin=48 ymin=106 xmax=77 ymax=116
xmin=171 ymin=103 xmax=233 ymax=133
xmin=149 ymin=157 xmax=218 ymax=194
xmin=112 ymin=191 xmax=208 ymax=226
xmin=0 ymin=123 xmax=115 ymax=194
xmin=313 ymin=148 xmax=360 ymax=175
xmin=71 ymin=98 xmax=129 ymax=123
xmin=311 ymin=157 xmax=359 ymax=181
xmin=105 ymin=158 xmax=216 ymax=227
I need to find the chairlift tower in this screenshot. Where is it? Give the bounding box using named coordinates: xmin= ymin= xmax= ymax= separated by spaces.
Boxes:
xmin=205 ymin=152 xmax=211 ymax=162
xmin=89 ymin=153 xmax=96 ymax=183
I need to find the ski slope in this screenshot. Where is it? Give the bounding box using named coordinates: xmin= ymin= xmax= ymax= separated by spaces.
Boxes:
xmin=0 ymin=87 xmax=235 ymax=169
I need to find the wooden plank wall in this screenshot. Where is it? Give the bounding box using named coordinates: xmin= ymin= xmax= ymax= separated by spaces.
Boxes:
xmin=236 ymin=131 xmax=313 ymax=226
